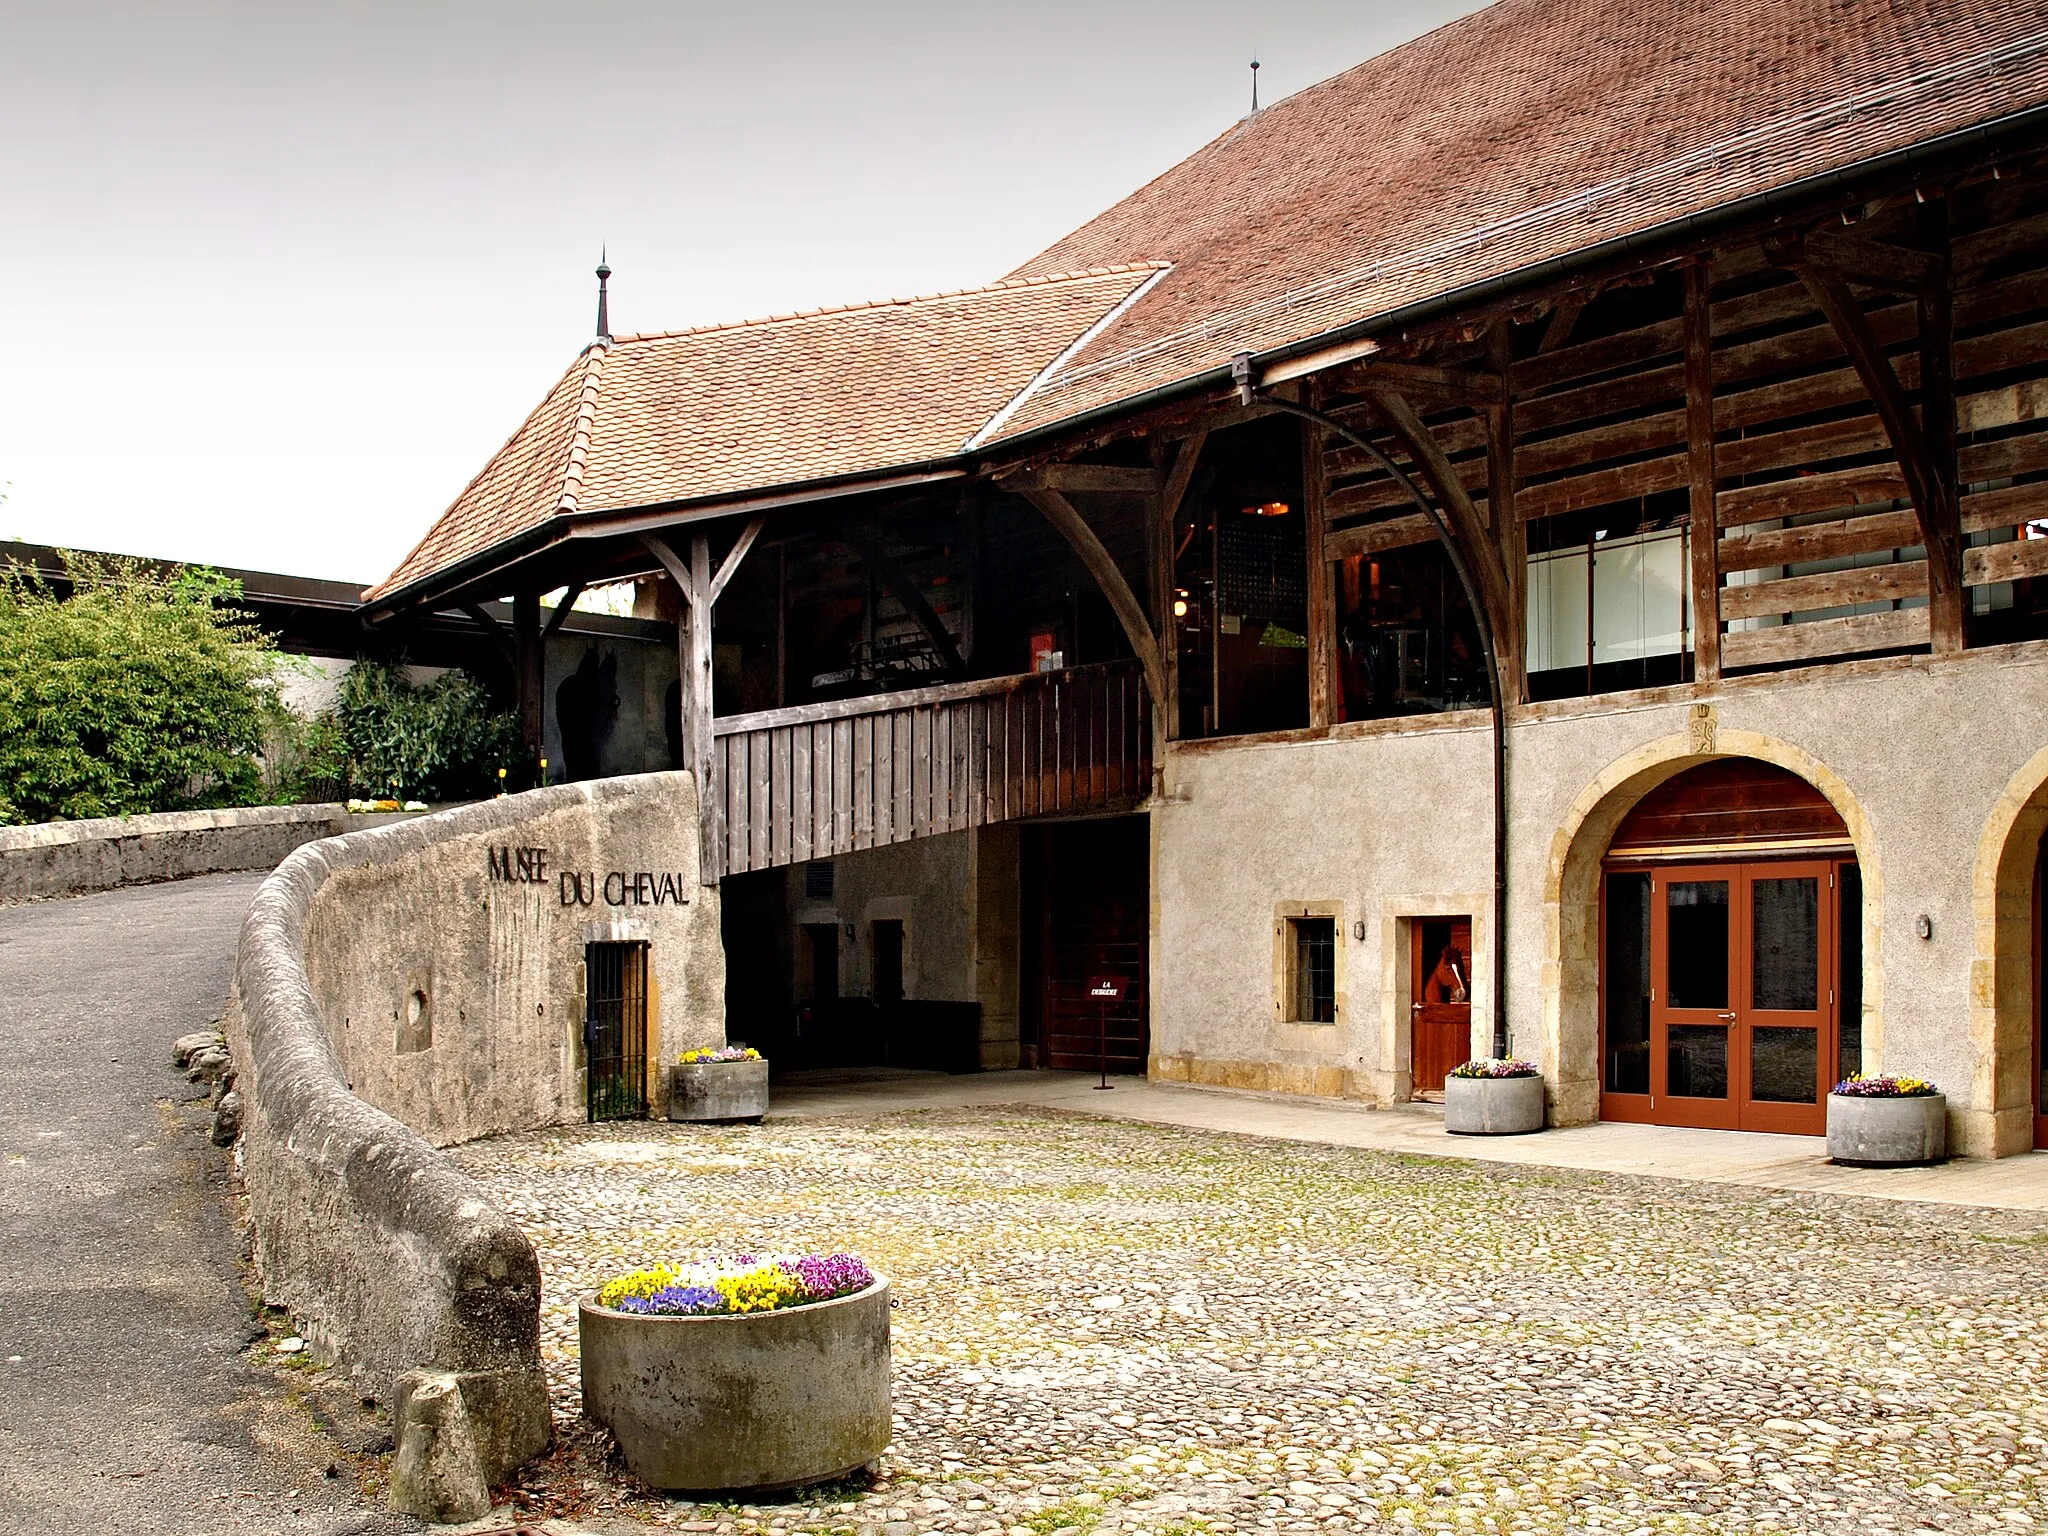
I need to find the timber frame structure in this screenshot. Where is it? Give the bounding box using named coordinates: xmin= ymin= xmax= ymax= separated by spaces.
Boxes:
xmin=361 ymin=0 xmax=2048 ymax=1155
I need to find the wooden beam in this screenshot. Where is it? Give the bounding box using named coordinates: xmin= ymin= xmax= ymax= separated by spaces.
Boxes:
xmin=1719 ymin=559 xmax=1929 ymax=621
xmin=1720 ymin=606 xmax=1928 ymax=669
xmin=1965 ymin=537 xmax=2048 ymax=586
xmin=457 ymin=601 xmax=517 ymax=670
xmin=707 ymin=516 xmax=768 ymax=606
xmin=840 ymin=528 xmax=967 ymax=678
xmin=1015 ymin=484 xmax=1169 ymax=711
xmin=1540 ymin=294 xmax=1587 ymax=354
xmin=1485 ymin=321 xmax=1524 ymax=705
xmin=1348 ymin=359 xmax=1505 ymax=409
xmin=1362 ymin=385 xmax=1517 ymax=679
xmin=1325 ymin=513 xmax=1436 ymax=559
xmin=1033 ymin=463 xmax=1161 ymax=496
xmin=514 ymin=590 xmax=543 ymax=776
xmin=1802 ymin=226 xmax=1945 ymax=295
xmin=1718 ymin=509 xmax=1923 ymax=572
xmin=1684 ymin=262 xmax=1722 ymax=684
xmin=1302 ymin=387 xmax=1332 ymax=729
xmin=1157 ymin=431 xmax=1206 ymax=526
xmin=541 ymin=582 xmax=586 ymax=640
xmin=1918 ymin=197 xmax=1962 ymax=653
xmin=688 ymin=534 xmax=719 ymax=884
xmin=1786 ymin=250 xmax=1964 ymax=654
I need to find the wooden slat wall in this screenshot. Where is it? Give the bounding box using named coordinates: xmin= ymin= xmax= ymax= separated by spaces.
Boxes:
xmin=1954 ymin=174 xmax=2048 ymax=594
xmin=707 ymin=661 xmax=1150 ymax=877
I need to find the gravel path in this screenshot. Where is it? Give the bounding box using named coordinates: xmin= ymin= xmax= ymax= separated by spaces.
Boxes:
xmin=454 ymin=1107 xmax=2048 ymax=1536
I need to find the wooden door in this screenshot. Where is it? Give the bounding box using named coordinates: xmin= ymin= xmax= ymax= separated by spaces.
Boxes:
xmin=1739 ymin=861 xmax=1833 ymax=1135
xmin=1613 ymin=861 xmax=1835 ymax=1134
xmin=1411 ymin=917 xmax=1473 ymax=1096
xmin=1031 ymin=817 xmax=1149 ymax=1074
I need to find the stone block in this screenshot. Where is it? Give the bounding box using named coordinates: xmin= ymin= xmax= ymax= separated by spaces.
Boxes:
xmin=668 ymin=1059 xmax=769 ymax=1122
xmin=389 ymin=1372 xmax=491 ymax=1523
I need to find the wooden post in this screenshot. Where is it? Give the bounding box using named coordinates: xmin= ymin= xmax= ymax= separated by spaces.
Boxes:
xmin=1486 ymin=322 xmax=1524 ymax=705
xmin=1918 ymin=199 xmax=1963 ymax=654
xmin=1684 ymin=261 xmax=1723 ymax=684
xmin=514 ymin=589 xmax=543 ymax=783
xmin=690 ymin=533 xmax=719 ymax=882
xmin=1301 ymin=385 xmax=1332 ymax=730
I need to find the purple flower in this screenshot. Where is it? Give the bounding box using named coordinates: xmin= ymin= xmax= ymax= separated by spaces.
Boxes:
xmin=615 ymin=1284 xmax=724 ymax=1316
xmin=787 ymin=1253 xmax=876 ymax=1300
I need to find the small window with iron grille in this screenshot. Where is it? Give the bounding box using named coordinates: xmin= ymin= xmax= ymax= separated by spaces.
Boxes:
xmin=803 ymin=860 xmax=835 ymax=901
xmin=1286 ymin=916 xmax=1337 ymax=1023
xmin=584 ymin=940 xmax=649 ymax=1121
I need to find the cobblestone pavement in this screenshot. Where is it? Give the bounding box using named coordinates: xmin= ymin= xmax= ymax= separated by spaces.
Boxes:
xmin=453 ymin=1108 xmax=2048 ymax=1536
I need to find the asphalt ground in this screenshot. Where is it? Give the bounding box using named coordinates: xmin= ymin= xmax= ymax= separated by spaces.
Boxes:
xmin=0 ymin=873 xmax=408 ymax=1536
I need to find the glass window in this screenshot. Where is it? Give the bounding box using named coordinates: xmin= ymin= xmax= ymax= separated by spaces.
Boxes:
xmin=1665 ymin=879 xmax=1730 ymax=1010
xmin=1288 ymin=917 xmax=1336 ymax=1023
xmin=1752 ymin=876 xmax=1820 ymax=1011
xmin=1667 ymin=1024 xmax=1730 ymax=1099
xmin=1605 ymin=872 xmax=1651 ymax=1094
xmin=1751 ymin=1027 xmax=1820 ymax=1103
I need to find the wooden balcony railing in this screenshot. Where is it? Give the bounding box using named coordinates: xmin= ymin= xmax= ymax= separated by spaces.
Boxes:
xmin=708 ymin=661 xmax=1150 ymax=877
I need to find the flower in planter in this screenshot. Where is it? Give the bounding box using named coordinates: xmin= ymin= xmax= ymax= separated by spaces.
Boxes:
xmin=597 ymin=1253 xmax=876 ymax=1316
xmin=1831 ymin=1073 xmax=1939 ymax=1097
xmin=1449 ymin=1058 xmax=1539 ymax=1079
xmin=677 ymin=1046 xmax=763 ymax=1064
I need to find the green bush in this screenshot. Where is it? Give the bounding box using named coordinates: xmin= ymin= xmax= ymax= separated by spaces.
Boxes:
xmin=275 ymin=659 xmax=519 ymax=804
xmin=0 ymin=554 xmax=275 ymax=824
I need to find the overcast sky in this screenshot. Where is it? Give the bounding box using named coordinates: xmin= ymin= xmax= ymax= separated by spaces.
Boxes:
xmin=0 ymin=1 xmax=1487 ymax=585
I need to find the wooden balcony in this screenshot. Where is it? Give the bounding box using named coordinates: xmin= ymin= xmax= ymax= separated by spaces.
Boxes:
xmin=708 ymin=660 xmax=1151 ymax=878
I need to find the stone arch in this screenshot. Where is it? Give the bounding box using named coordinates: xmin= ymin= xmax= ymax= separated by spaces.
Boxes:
xmin=1966 ymin=745 xmax=2048 ymax=1158
xmin=1535 ymin=729 xmax=1881 ymax=1126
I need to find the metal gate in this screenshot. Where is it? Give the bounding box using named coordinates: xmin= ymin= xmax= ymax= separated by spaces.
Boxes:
xmin=585 ymin=941 xmax=648 ymax=1121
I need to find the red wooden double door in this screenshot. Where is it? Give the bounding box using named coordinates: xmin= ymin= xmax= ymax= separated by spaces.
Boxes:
xmin=1602 ymin=859 xmax=1844 ymax=1135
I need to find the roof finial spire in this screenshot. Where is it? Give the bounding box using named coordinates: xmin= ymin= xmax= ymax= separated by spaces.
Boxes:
xmin=595 ymin=247 xmax=612 ymax=342
xmin=1249 ymin=54 xmax=1260 ymax=113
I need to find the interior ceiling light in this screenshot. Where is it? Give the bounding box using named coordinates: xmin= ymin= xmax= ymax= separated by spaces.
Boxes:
xmin=1242 ymin=501 xmax=1292 ymax=518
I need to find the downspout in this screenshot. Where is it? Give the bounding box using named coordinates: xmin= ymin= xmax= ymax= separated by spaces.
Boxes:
xmin=1232 ymin=354 xmax=1511 ymax=1060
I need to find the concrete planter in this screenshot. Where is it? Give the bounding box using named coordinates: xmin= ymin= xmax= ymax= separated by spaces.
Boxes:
xmin=578 ymin=1280 xmax=891 ymax=1491
xmin=667 ymin=1058 xmax=769 ymax=1122
xmin=1827 ymin=1093 xmax=1947 ymax=1166
xmin=1443 ymin=1074 xmax=1545 ymax=1135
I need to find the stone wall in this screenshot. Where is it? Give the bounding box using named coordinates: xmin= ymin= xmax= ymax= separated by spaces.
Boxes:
xmin=224 ymin=773 xmax=724 ymax=1507
xmin=1148 ymin=641 xmax=2048 ymax=1157
xmin=0 ymin=803 xmax=353 ymax=905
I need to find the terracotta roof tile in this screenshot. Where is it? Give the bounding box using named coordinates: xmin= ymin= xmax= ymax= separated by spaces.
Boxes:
xmin=992 ymin=0 xmax=2048 ymax=437
xmin=368 ymin=266 xmax=1166 ymax=601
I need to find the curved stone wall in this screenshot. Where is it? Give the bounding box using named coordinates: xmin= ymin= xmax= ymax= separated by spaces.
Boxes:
xmin=223 ymin=773 xmax=723 ymax=1507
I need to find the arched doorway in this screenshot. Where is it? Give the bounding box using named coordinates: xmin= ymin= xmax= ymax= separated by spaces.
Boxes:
xmin=1969 ymin=744 xmax=2048 ymax=1157
xmin=1599 ymin=759 xmax=1857 ymax=1135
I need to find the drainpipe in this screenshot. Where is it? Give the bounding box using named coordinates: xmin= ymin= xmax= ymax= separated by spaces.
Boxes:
xmin=1232 ymin=354 xmax=1511 ymax=1060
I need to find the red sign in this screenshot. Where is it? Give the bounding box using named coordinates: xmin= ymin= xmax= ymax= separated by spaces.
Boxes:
xmin=1087 ymin=975 xmax=1128 ymax=1002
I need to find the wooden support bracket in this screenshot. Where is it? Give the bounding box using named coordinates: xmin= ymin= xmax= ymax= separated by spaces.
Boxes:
xmin=1014 ymin=482 xmax=1169 ymax=711
xmin=458 ymin=601 xmax=517 ymax=670
xmin=1362 ymin=385 xmax=1518 ymax=676
xmin=541 ymin=582 xmax=586 ymax=641
xmin=1779 ymin=243 xmax=1964 ymax=653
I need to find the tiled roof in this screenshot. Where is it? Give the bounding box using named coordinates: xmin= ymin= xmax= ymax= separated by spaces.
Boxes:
xmin=375 ymin=0 xmax=2048 ymax=604
xmin=993 ymin=0 xmax=2048 ymax=437
xmin=368 ymin=265 xmax=1167 ymax=601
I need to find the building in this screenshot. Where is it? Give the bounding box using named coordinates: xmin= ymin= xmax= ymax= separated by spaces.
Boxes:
xmin=363 ymin=0 xmax=2048 ymax=1156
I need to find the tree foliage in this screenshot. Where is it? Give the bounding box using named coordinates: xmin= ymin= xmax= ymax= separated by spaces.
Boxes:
xmin=0 ymin=554 xmax=274 ymax=824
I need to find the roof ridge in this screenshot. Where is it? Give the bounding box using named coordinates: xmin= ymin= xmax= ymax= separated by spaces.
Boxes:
xmin=555 ymin=343 xmax=609 ymax=514
xmin=607 ymin=263 xmax=1171 ymax=345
